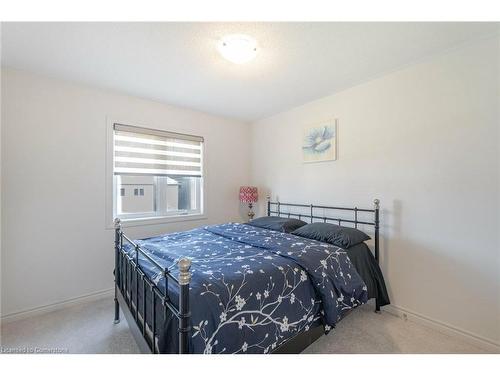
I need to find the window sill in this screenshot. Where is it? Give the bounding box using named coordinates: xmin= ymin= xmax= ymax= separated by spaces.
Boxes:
xmin=113 ymin=213 xmax=208 ymax=228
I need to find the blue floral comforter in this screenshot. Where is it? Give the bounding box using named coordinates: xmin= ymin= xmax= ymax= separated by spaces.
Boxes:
xmin=124 ymin=223 xmax=368 ymax=354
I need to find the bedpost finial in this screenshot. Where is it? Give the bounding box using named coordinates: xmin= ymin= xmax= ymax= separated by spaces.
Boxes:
xmin=114 ymin=218 xmax=121 ymax=229
xmin=373 ymin=199 xmax=380 ymax=209
xmin=178 ymin=258 xmax=192 ymax=285
xmin=266 ymin=195 xmax=270 ymax=201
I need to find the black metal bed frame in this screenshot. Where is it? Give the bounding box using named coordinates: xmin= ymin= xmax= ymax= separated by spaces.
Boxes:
xmin=112 ymin=198 xmax=381 ymax=354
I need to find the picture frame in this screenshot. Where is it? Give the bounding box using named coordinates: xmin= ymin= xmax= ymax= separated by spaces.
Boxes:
xmin=302 ymin=119 xmax=337 ymax=163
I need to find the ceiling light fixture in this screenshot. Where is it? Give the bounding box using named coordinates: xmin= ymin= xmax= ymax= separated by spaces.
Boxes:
xmin=217 ymin=34 xmax=257 ymax=64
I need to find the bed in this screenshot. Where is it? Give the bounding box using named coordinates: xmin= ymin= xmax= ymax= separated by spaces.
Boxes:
xmin=112 ymin=198 xmax=388 ymax=354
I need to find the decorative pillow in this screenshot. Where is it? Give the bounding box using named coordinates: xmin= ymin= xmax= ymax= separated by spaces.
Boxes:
xmin=247 ymin=216 xmax=307 ymax=233
xmin=291 ymin=222 xmax=370 ymax=248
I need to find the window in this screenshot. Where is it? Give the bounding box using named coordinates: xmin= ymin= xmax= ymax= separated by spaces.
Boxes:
xmin=112 ymin=123 xmax=204 ymax=222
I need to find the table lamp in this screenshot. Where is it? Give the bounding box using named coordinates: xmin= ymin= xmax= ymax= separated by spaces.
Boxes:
xmin=239 ymin=186 xmax=258 ymax=221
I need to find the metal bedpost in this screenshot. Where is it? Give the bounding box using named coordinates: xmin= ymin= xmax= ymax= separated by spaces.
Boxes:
xmin=266 ymin=195 xmax=271 ymax=216
xmin=178 ymin=258 xmax=192 ymax=354
xmin=113 ymin=218 xmax=121 ymax=324
xmin=374 ymin=199 xmax=380 ymax=262
xmin=373 ymin=199 xmax=381 ymax=313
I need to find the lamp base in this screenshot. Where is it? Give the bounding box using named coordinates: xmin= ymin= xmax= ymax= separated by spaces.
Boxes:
xmin=247 ymin=203 xmax=255 ymax=221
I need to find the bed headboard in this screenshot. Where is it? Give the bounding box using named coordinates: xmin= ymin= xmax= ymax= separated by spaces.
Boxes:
xmin=266 ymin=196 xmax=380 ymax=262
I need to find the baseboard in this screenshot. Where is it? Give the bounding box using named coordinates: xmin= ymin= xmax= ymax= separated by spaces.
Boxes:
xmin=0 ymin=288 xmax=114 ymax=325
xmin=2 ymin=290 xmax=498 ymax=353
xmin=383 ymin=304 xmax=500 ymax=353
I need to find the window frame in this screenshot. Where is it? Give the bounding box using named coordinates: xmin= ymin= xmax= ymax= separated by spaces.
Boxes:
xmin=105 ymin=117 xmax=207 ymax=228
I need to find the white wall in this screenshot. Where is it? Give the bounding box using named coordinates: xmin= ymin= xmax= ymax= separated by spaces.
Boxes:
xmin=251 ymin=36 xmax=500 ymax=346
xmin=1 ymin=69 xmax=251 ymax=317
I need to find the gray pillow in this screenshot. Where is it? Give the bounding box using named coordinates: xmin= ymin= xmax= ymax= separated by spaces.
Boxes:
xmin=247 ymin=216 xmax=307 ymax=233
xmin=291 ymin=222 xmax=370 ymax=248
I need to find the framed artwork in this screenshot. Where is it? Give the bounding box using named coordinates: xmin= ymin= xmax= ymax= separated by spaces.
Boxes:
xmin=302 ymin=119 xmax=337 ymax=163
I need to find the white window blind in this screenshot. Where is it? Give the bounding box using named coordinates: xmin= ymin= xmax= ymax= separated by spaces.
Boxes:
xmin=113 ymin=124 xmax=203 ymax=177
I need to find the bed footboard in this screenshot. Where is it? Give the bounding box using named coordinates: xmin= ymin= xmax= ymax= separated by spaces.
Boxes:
xmin=113 ymin=218 xmax=192 ymax=354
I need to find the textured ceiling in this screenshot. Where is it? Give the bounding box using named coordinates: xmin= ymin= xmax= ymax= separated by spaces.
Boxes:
xmin=1 ymin=22 xmax=498 ymax=121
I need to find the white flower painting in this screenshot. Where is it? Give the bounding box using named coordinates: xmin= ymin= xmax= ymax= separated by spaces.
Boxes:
xmin=302 ymin=120 xmax=337 ymax=163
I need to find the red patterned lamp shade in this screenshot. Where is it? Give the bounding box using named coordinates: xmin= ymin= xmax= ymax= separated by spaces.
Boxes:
xmin=239 ymin=186 xmax=258 ymax=203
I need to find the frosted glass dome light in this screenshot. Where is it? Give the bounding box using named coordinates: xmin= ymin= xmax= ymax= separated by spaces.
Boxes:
xmin=217 ymin=34 xmax=257 ymax=64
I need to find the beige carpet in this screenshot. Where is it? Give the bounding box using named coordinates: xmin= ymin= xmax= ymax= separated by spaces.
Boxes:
xmin=0 ymin=297 xmax=492 ymax=354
